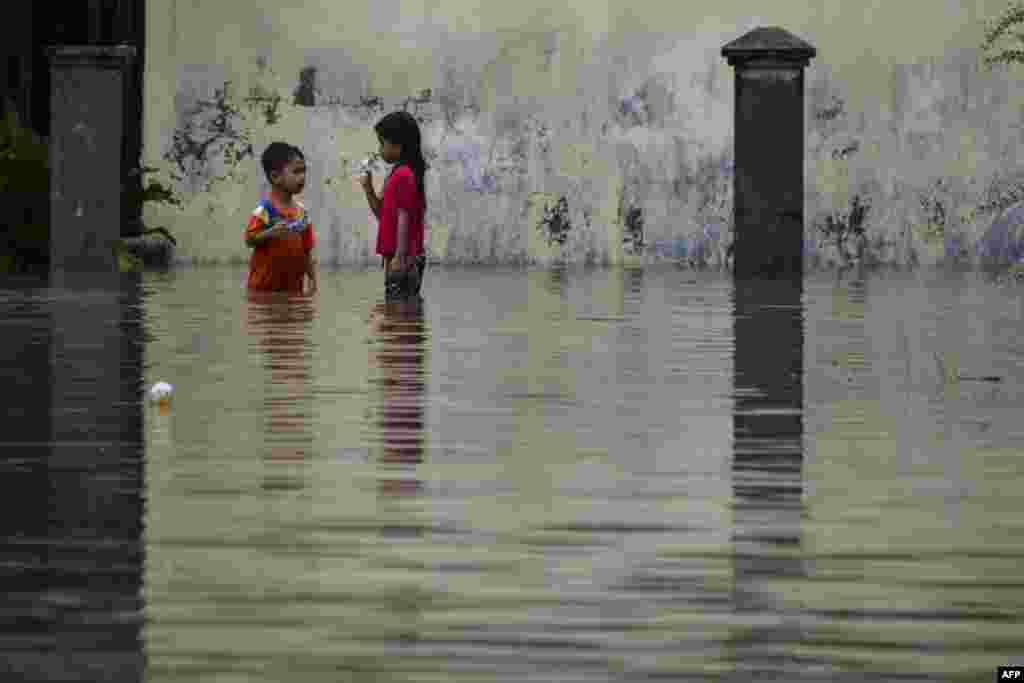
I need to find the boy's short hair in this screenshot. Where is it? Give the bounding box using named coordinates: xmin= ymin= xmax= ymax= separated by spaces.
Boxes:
xmin=261 ymin=142 xmax=303 ymax=181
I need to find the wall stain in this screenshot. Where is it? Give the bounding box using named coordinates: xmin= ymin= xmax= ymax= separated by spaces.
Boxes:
xmin=245 ymin=84 xmax=283 ymax=125
xmin=336 ymin=94 xmax=387 ymax=122
xmin=359 ymin=95 xmax=384 ymax=112
xmin=622 ymin=205 xmax=645 ymax=255
xmin=538 ymin=195 xmax=571 ymax=247
xmin=153 ymin=33 xmax=1024 ymax=268
xmin=919 ymin=179 xmax=948 ymax=228
xmin=831 ymin=140 xmax=860 ymax=160
xmin=294 ymin=67 xmax=318 ymax=106
xmin=973 ymin=168 xmax=1024 ymax=219
xmin=526 ymin=115 xmax=552 ymax=156
xmin=164 ymin=81 xmax=254 ymax=190
xmin=692 ymin=154 xmax=733 ymax=234
xmin=818 ymin=193 xmax=871 ymax=263
xmin=401 ymin=89 xmax=433 ymax=125
xmin=916 ymin=177 xmax=949 ymax=249
xmin=816 ymin=96 xmax=844 ymax=122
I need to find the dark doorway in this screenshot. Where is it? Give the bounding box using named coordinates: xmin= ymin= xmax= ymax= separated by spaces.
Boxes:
xmin=1 ymin=0 xmax=147 ymax=265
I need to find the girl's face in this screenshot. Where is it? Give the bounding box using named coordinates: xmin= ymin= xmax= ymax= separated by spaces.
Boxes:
xmin=378 ymin=136 xmax=402 ymax=164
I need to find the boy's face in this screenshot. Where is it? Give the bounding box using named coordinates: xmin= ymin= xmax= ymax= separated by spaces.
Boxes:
xmin=378 ymin=136 xmax=402 ymax=164
xmin=272 ymin=157 xmax=306 ymax=195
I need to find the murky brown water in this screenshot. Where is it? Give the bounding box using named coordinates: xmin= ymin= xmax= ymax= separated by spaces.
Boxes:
xmin=1 ymin=265 xmax=1022 ymax=682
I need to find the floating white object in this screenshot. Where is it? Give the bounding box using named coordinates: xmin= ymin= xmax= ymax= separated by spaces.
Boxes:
xmin=148 ymin=382 xmax=174 ymax=404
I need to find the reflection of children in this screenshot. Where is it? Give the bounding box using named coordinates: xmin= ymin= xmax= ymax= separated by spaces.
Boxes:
xmin=371 ymin=298 xmax=427 ymax=497
xmin=360 ymin=111 xmax=428 ymax=301
xmin=245 ymin=142 xmax=318 ymax=295
xmin=246 ymin=290 xmax=316 ymax=473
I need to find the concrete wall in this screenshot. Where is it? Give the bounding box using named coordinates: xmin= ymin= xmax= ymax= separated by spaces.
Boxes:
xmin=142 ymin=0 xmax=1024 ymax=266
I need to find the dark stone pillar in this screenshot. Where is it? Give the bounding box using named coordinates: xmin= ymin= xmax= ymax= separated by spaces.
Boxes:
xmin=120 ymin=0 xmax=147 ymax=237
xmin=722 ymin=27 xmax=815 ymax=279
xmin=86 ymin=0 xmax=105 ymax=44
xmin=47 ymin=45 xmax=135 ymax=273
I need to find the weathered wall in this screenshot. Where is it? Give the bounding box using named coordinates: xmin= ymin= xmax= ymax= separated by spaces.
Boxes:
xmin=142 ymin=0 xmax=1024 ymax=267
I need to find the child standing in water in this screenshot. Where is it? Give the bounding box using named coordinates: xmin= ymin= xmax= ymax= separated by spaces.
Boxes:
xmin=360 ymin=111 xmax=428 ymax=301
xmin=245 ymin=142 xmax=318 ymax=295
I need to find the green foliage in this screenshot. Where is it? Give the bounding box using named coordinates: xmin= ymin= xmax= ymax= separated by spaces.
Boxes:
xmin=112 ymin=239 xmax=144 ymax=272
xmin=0 ymin=107 xmax=48 ymax=195
xmin=0 ymin=107 xmax=179 ymax=273
xmin=0 ymin=107 xmax=49 ymax=273
xmin=982 ymin=2 xmax=1024 ymax=68
xmin=127 ymin=165 xmax=182 ymax=212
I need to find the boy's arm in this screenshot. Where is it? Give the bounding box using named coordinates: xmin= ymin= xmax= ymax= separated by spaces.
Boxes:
xmin=246 ymin=230 xmax=269 ymax=248
xmin=247 ymin=225 xmax=288 ymax=247
xmin=245 ymin=205 xmax=289 ymax=247
xmin=304 ymin=250 xmax=318 ymax=292
xmin=303 ymin=222 xmax=318 ymax=293
xmin=245 ymin=208 xmax=270 ymax=247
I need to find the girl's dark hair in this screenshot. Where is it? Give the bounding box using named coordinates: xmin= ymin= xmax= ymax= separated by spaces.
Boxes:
xmin=261 ymin=142 xmax=303 ymax=182
xmin=374 ymin=111 xmax=428 ymax=215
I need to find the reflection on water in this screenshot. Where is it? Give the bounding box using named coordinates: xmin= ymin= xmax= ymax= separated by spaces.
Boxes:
xmin=1 ymin=265 xmax=1023 ymax=681
xmin=0 ymin=271 xmax=145 ymax=681
xmin=730 ymin=276 xmax=807 ymax=676
xmin=246 ymin=291 xmax=316 ymax=492
xmin=371 ymin=297 xmax=428 ymax=501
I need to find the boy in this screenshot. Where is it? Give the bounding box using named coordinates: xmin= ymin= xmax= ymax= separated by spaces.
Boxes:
xmin=245 ymin=142 xmax=318 ymax=294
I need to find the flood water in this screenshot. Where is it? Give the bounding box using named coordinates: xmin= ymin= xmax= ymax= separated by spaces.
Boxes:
xmin=1 ymin=264 xmax=1022 ymax=682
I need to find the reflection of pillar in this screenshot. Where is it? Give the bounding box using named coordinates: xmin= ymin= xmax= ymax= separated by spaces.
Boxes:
xmin=247 ymin=291 xmax=316 ymax=491
xmin=722 ymin=27 xmax=815 ymax=279
xmin=372 ymin=298 xmax=429 ymax=500
xmin=615 ymin=267 xmax=648 ymax=449
xmin=524 ymin=264 xmax=572 ymax=408
xmin=17 ymin=270 xmax=145 ymax=680
xmin=0 ymin=283 xmax=52 ymax=677
xmin=545 ymin=262 xmax=569 ymax=299
xmin=729 ymin=277 xmax=805 ymax=669
xmin=47 ymin=45 xmax=136 ymax=273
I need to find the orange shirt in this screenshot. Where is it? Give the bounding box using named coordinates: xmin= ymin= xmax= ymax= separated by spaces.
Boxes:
xmin=244 ymin=197 xmax=316 ymax=292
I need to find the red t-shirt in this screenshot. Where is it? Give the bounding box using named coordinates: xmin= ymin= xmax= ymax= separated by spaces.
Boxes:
xmin=376 ymin=165 xmax=424 ymax=258
xmin=244 ymin=197 xmax=316 ymax=292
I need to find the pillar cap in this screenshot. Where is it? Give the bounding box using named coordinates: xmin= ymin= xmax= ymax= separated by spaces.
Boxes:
xmin=46 ymin=45 xmax=137 ymax=67
xmin=721 ymin=27 xmax=816 ymax=67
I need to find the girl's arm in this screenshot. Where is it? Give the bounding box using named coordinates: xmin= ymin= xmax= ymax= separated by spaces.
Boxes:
xmin=363 ymin=180 xmax=382 ymax=219
xmin=395 ymin=208 xmax=410 ymax=260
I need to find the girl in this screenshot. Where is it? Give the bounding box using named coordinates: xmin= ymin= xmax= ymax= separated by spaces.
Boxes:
xmin=360 ymin=111 xmax=428 ymax=301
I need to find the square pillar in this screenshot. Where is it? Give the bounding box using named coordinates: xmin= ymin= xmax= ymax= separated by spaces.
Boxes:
xmin=47 ymin=45 xmax=136 ymax=273
xmin=722 ymin=27 xmax=815 ymax=279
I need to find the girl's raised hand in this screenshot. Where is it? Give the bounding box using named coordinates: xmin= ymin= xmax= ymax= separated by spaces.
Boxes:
xmin=359 ymin=170 xmax=373 ymax=193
